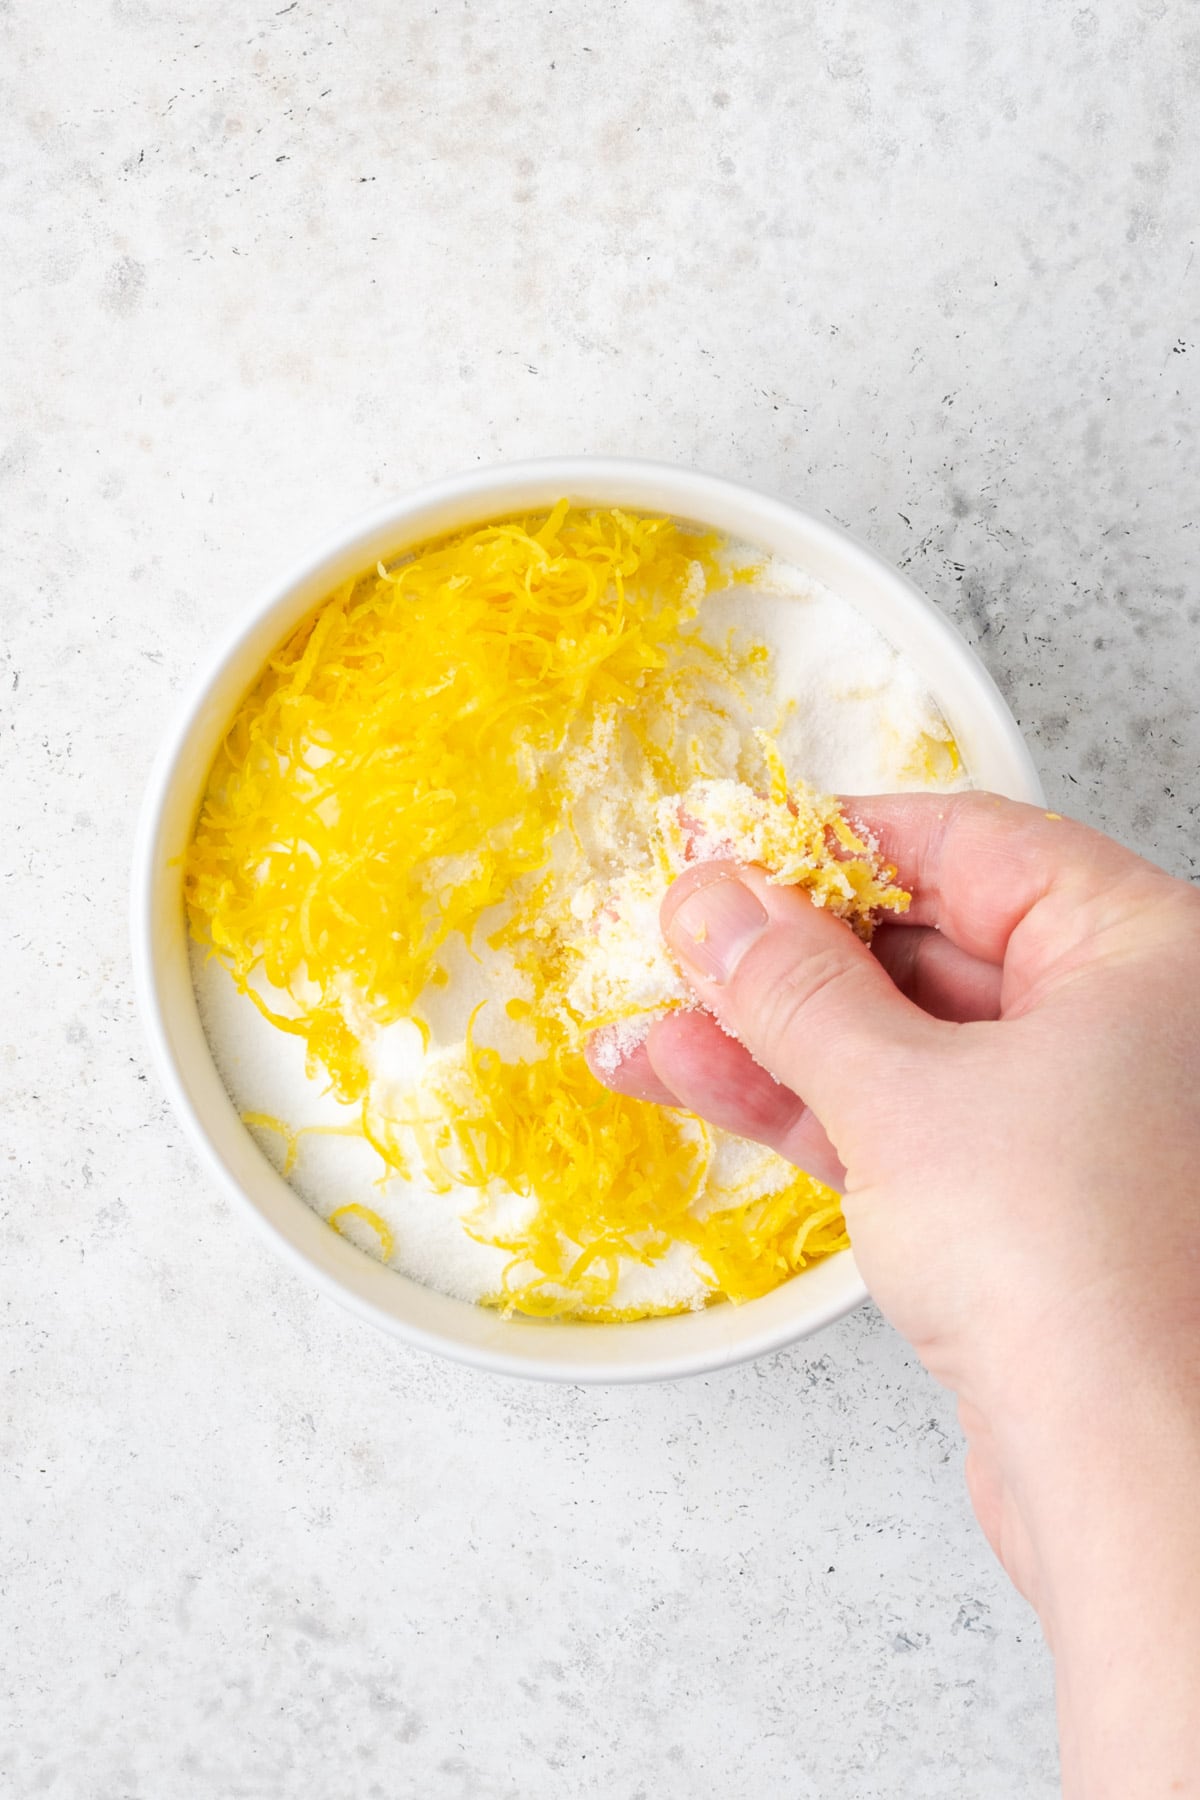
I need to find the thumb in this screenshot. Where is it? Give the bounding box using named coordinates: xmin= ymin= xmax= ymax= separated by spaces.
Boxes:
xmin=661 ymin=860 xmax=942 ymax=1138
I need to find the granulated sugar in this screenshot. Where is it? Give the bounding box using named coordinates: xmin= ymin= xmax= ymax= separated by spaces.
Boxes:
xmin=191 ymin=524 xmax=964 ymax=1318
xmin=191 ymin=944 xmax=522 ymax=1301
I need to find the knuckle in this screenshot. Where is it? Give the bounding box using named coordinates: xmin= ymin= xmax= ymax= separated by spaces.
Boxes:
xmin=905 ymin=929 xmax=937 ymax=1008
xmin=740 ymin=943 xmax=863 ymax=1067
xmin=876 ymin=926 xmax=920 ymax=995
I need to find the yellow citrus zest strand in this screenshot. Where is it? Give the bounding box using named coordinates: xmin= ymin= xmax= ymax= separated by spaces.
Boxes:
xmin=241 ymin=1110 xmax=299 ymax=1175
xmin=329 ymin=1203 xmax=395 ymax=1262
xmin=242 ymin=1111 xmax=369 ymax=1179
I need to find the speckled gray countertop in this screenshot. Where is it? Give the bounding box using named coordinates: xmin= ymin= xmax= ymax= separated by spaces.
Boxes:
xmin=3 ymin=3 xmax=1197 ymax=1795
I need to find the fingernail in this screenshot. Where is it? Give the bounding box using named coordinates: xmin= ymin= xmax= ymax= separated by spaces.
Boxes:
xmin=667 ymin=874 xmax=769 ymax=985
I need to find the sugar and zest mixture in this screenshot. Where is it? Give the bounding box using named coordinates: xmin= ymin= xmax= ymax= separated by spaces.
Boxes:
xmin=186 ymin=504 xmax=911 ymax=1320
xmin=568 ymin=748 xmax=909 ymax=1072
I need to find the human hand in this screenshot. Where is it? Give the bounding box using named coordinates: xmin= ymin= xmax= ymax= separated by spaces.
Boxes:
xmin=589 ymin=793 xmax=1200 ymax=1797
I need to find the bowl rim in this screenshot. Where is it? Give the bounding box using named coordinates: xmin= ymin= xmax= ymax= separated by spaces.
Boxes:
xmin=131 ymin=456 xmax=1044 ymax=1383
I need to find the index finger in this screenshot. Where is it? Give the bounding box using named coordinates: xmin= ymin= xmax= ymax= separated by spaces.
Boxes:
xmin=842 ymin=791 xmax=1146 ymax=964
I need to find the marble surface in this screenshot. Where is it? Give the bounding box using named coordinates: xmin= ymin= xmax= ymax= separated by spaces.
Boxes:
xmin=3 ymin=1 xmax=1198 ymax=1793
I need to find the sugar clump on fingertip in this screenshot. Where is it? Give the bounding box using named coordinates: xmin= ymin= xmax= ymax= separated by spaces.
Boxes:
xmin=564 ymin=770 xmax=910 ymax=1042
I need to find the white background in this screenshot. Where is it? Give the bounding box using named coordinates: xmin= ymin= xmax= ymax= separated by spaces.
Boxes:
xmin=3 ymin=2 xmax=1198 ymax=1795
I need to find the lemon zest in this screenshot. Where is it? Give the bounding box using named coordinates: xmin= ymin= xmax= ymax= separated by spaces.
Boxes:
xmin=329 ymin=1202 xmax=395 ymax=1261
xmin=241 ymin=1110 xmax=300 ymax=1176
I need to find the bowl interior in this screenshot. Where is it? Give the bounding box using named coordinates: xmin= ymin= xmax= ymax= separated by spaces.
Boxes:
xmin=134 ymin=459 xmax=1043 ymax=1382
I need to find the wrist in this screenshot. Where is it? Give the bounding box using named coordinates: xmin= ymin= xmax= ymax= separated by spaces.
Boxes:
xmin=983 ymin=1328 xmax=1200 ymax=1798
xmin=987 ymin=1302 xmax=1200 ymax=1572
xmin=969 ymin=1273 xmax=1200 ymax=1467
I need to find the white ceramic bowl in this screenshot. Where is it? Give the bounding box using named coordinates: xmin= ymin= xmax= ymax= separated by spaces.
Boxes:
xmin=132 ymin=458 xmax=1043 ymax=1383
